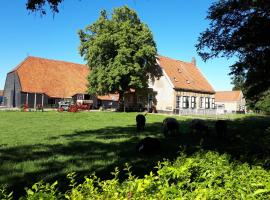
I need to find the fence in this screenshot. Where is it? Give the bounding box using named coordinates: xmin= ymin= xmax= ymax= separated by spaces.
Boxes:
xmin=174 ymin=108 xmax=217 ymax=116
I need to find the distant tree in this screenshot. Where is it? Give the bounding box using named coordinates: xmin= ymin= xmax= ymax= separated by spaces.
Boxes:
xmin=78 ymin=6 xmax=161 ymax=111
xmin=26 ymin=0 xmax=64 ymax=14
xmin=231 ymin=74 xmax=245 ymax=91
xmin=196 ymin=0 xmax=270 ymax=109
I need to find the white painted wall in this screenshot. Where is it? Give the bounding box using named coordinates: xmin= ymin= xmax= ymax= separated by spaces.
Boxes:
xmin=216 ymin=101 xmax=237 ymax=114
xmin=216 ymin=91 xmax=246 ymax=114
xmin=148 ymin=70 xmax=175 ymax=112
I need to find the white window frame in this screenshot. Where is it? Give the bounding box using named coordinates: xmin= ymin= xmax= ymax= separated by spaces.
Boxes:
xmin=182 ymin=96 xmax=189 ymax=109
xmin=205 ymin=97 xmax=210 ymax=109
xmin=176 ymin=96 xmax=181 ymax=109
xmin=191 ymin=96 xmax=196 ymax=109
xmin=200 ymin=97 xmax=203 ymax=108
xmin=212 ymin=98 xmax=215 ymax=109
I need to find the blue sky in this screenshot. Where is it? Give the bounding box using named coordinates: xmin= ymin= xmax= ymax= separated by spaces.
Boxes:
xmin=0 ymin=0 xmax=235 ymax=90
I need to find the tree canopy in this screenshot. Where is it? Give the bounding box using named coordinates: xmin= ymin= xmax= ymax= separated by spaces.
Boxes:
xmin=26 ymin=0 xmax=64 ymax=14
xmin=196 ymin=0 xmax=270 ymax=108
xmin=78 ymin=6 xmax=161 ymax=107
xmin=231 ymin=74 xmax=245 ymax=91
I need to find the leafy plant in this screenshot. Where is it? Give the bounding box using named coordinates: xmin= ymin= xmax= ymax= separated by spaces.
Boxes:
xmin=4 ymin=151 xmax=270 ymax=199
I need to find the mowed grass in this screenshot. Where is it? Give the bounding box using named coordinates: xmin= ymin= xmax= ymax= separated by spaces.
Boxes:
xmin=0 ymin=111 xmax=270 ymax=198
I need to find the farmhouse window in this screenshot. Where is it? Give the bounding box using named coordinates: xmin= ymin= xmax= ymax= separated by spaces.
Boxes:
xmin=191 ymin=96 xmax=196 ymax=109
xmin=176 ymin=96 xmax=181 ymax=108
xmin=182 ymin=96 xmax=189 ymax=109
xmin=205 ymin=97 xmax=210 ymax=109
xmin=212 ymin=98 xmax=215 ymax=109
xmin=200 ymin=97 xmax=203 ymax=108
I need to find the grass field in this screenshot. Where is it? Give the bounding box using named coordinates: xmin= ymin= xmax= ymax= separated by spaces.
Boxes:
xmin=0 ymin=111 xmax=270 ymax=198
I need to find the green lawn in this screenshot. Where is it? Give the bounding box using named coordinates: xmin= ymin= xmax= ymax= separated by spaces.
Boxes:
xmin=0 ymin=111 xmax=269 ymax=198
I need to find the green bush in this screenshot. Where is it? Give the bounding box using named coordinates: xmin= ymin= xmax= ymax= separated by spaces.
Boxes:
xmin=255 ymin=90 xmax=270 ymax=114
xmin=2 ymin=151 xmax=270 ymax=199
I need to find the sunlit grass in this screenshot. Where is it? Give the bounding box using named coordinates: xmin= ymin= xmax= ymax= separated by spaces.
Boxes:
xmin=0 ymin=111 xmax=269 ymax=198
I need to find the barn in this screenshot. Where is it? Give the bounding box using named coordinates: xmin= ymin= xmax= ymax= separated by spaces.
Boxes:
xmin=3 ymin=56 xmax=95 ymax=108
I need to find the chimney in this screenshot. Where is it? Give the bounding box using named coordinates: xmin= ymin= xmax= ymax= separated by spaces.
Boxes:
xmin=191 ymin=57 xmax=196 ymax=66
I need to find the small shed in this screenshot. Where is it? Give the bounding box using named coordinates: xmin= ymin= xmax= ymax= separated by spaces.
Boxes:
xmin=215 ymin=90 xmax=246 ymax=114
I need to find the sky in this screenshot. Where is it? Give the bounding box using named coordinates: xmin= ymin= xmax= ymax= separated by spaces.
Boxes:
xmin=0 ymin=0 xmax=236 ymax=90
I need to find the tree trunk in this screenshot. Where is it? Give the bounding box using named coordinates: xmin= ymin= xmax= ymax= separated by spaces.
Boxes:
xmin=119 ymin=91 xmax=126 ymax=112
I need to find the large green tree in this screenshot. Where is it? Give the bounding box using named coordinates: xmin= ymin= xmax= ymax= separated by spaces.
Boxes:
xmin=78 ymin=6 xmax=161 ymax=110
xmin=196 ymin=0 xmax=270 ymax=109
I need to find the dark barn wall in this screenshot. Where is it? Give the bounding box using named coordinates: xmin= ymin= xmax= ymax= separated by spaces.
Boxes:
xmin=21 ymin=93 xmax=43 ymax=108
xmin=3 ymin=72 xmax=21 ymax=107
xmin=99 ymin=100 xmax=119 ymax=109
xmin=21 ymin=93 xmax=60 ymax=108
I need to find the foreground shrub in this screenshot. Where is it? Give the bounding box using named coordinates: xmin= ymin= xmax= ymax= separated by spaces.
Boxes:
xmin=2 ymin=151 xmax=270 ymax=199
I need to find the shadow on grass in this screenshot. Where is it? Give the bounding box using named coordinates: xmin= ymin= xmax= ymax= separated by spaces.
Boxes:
xmin=0 ymin=115 xmax=270 ymax=198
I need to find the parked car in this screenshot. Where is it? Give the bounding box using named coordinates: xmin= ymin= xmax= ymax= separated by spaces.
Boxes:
xmin=58 ymin=101 xmax=71 ymax=111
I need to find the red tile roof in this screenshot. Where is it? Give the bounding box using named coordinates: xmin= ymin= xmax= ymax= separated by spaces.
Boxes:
xmin=215 ymin=91 xmax=242 ymax=102
xmin=9 ymin=55 xmax=215 ymax=99
xmin=10 ymin=56 xmax=89 ymax=98
xmin=97 ymin=94 xmax=119 ymax=101
xmin=157 ymin=56 xmax=215 ymax=93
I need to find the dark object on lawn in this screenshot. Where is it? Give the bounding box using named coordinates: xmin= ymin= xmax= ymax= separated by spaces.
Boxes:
xmin=215 ymin=120 xmax=227 ymax=138
xmin=136 ymin=114 xmax=146 ymax=132
xmin=136 ymin=137 xmax=161 ymax=155
xmin=163 ymin=117 xmax=179 ymax=137
xmin=190 ymin=119 xmax=209 ymax=137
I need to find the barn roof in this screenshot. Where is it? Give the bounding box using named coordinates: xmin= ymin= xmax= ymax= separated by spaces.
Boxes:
xmin=9 ymin=55 xmax=215 ymax=98
xmin=157 ymin=56 xmax=215 ymax=93
xmin=10 ymin=56 xmax=89 ymax=98
xmin=215 ymin=90 xmax=242 ymax=102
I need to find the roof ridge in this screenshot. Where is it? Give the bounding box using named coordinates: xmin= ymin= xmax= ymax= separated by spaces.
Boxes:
xmin=157 ymin=54 xmax=192 ymax=65
xmin=27 ymin=56 xmax=87 ymax=67
xmin=8 ymin=56 xmax=32 ymax=74
xmin=8 ymin=56 xmax=87 ymax=74
xmin=216 ymin=90 xmax=241 ymax=92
